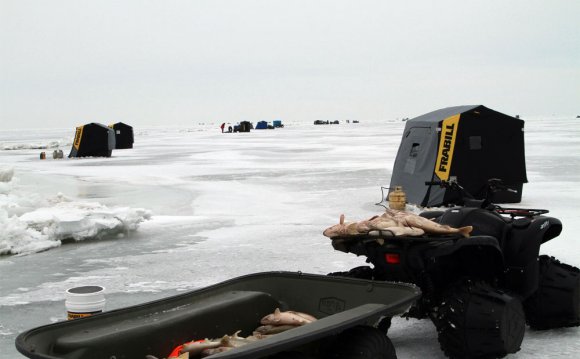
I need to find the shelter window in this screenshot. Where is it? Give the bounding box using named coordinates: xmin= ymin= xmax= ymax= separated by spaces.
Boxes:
xmin=469 ymin=136 xmax=482 ymax=150
xmin=409 ymin=143 xmax=420 ymax=157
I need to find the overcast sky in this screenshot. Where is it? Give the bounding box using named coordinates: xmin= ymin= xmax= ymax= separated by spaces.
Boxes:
xmin=1 ymin=0 xmax=578 ymax=129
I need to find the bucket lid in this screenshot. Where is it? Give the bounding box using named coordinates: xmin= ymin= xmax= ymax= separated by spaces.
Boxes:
xmin=66 ymin=286 xmax=105 ymax=305
xmin=66 ymin=286 xmax=105 ymax=295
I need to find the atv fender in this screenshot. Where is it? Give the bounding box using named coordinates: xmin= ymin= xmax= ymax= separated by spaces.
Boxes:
xmin=426 ymin=235 xmax=504 ymax=278
xmin=437 ymin=207 xmax=508 ymax=240
xmin=503 ymin=216 xmax=563 ymax=298
xmin=419 ymin=210 xmax=445 ymax=220
xmin=429 ymin=235 xmax=502 ymax=258
xmin=537 ymin=216 xmax=562 ymax=244
xmin=505 ymin=216 xmax=562 ymax=265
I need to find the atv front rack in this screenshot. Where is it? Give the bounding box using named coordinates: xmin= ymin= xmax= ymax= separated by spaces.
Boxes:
xmin=495 ymin=207 xmax=549 ymax=218
xmin=330 ymin=232 xmax=464 ymax=253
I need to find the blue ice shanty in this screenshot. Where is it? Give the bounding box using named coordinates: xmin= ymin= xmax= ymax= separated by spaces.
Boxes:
xmin=255 ymin=121 xmax=268 ymax=129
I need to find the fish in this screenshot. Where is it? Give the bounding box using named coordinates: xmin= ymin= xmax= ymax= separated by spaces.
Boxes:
xmin=366 ymin=215 xmax=401 ymax=231
xmin=355 ymin=215 xmax=423 ymax=235
xmin=200 ymin=347 xmax=232 ymax=357
xmin=369 ymin=226 xmax=425 ymax=237
xmin=286 ymin=310 xmax=317 ymax=323
xmin=323 ymin=213 xmax=409 ymax=238
xmin=322 ymin=214 xmax=361 ymax=238
xmin=260 ymin=308 xmax=312 ymax=326
xmin=249 ymin=333 xmax=271 ymax=340
xmin=254 ymin=324 xmax=299 ymax=335
xmin=180 ymin=330 xmax=269 ymax=357
xmin=176 ymin=309 xmax=317 ymax=357
xmin=181 ymin=337 xmax=228 ymax=356
xmin=323 ymin=213 xmax=405 ymax=238
xmin=384 ymin=209 xmax=472 ymax=237
xmin=250 ymin=332 xmax=273 ymax=339
xmin=146 ymin=353 xmax=188 ymax=359
xmin=221 ymin=330 xmax=261 ymax=347
xmin=323 ymin=210 xmax=472 ymax=238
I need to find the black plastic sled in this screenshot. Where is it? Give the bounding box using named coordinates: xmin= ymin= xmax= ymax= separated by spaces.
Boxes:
xmin=16 ymin=271 xmax=420 ymax=359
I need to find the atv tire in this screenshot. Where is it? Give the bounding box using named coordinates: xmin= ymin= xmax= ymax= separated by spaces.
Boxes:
xmin=327 ymin=266 xmax=375 ymax=280
xmin=376 ymin=316 xmax=392 ymax=334
xmin=326 ymin=325 xmax=396 ymax=359
xmin=270 ymin=351 xmax=316 ymax=359
xmin=436 ymin=281 xmax=525 ymax=359
xmin=524 ymin=255 xmax=580 ymax=330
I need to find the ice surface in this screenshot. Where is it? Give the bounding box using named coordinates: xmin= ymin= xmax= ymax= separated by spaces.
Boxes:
xmin=0 ymin=118 xmax=578 ymax=358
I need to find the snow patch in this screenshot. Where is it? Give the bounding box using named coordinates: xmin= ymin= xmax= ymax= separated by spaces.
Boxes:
xmin=0 ymin=167 xmax=151 ymax=255
xmin=1 ymin=140 xmax=70 ymax=151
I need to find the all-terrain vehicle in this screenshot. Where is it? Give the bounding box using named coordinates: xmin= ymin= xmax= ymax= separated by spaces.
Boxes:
xmin=329 ymin=178 xmax=580 ymax=359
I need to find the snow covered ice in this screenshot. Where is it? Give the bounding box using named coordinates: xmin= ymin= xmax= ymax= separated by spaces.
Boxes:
xmin=0 ymin=118 xmax=579 ymax=358
xmin=0 ymin=169 xmax=150 ymax=255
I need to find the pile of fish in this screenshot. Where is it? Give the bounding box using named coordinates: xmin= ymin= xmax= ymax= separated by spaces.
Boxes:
xmin=323 ymin=209 xmax=472 ymax=238
xmin=147 ymin=308 xmax=317 ymax=359
xmin=255 ymin=307 xmax=317 ymax=335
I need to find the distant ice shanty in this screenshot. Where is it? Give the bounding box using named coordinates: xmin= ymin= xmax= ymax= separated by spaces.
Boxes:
xmin=69 ymin=123 xmax=116 ymax=158
xmin=237 ymin=121 xmax=252 ymax=132
xmin=255 ymin=121 xmax=268 ymax=129
xmin=390 ymin=105 xmax=527 ymax=206
xmin=109 ymin=122 xmax=134 ymax=149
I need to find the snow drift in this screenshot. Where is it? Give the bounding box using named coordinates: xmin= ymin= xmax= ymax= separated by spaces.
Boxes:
xmin=0 ymin=166 xmax=151 ymax=255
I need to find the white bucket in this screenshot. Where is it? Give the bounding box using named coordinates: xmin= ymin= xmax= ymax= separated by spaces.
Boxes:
xmin=65 ymin=285 xmax=106 ymax=320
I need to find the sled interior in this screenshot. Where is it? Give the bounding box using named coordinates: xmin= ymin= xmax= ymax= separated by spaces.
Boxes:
xmin=16 ymin=271 xmax=420 ymax=359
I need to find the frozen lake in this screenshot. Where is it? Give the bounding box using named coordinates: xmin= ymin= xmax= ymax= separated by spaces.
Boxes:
xmin=1 ymin=118 xmax=579 ymax=358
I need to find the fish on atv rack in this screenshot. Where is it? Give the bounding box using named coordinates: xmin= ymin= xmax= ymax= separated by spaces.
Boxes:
xmin=329 ymin=178 xmax=580 ymax=359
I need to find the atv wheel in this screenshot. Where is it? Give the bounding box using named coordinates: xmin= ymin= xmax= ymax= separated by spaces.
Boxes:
xmin=270 ymin=351 xmax=316 ymax=359
xmin=327 ymin=266 xmax=375 ymax=280
xmin=524 ymin=255 xmax=580 ymax=330
xmin=376 ymin=316 xmax=392 ymax=334
xmin=327 ymin=325 xmax=396 ymax=359
xmin=436 ymin=281 xmax=525 ymax=359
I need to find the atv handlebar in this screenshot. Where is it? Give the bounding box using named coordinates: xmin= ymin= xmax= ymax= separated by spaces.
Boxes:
xmin=424 ymin=179 xmax=473 ymax=198
xmin=424 ymin=178 xmax=548 ymax=216
xmin=495 ymin=208 xmax=549 ymax=217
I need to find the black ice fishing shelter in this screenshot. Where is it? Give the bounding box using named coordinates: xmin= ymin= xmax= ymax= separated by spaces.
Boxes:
xmin=69 ymin=123 xmax=116 ymax=158
xmin=238 ymin=121 xmax=252 ymax=132
xmin=109 ymin=122 xmax=134 ymax=149
xmin=389 ymin=105 xmax=527 ymax=206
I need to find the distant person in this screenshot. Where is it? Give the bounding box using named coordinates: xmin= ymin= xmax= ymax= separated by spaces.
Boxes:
xmin=220 ymin=123 xmax=225 ymax=133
